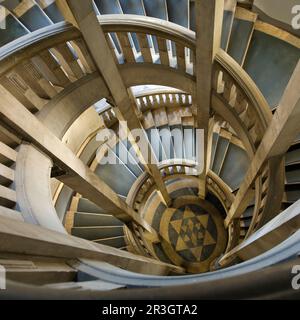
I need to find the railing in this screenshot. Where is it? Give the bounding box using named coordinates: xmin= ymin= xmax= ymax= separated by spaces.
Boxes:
xmin=207 ymin=170 xmax=234 ymax=212
xmin=245 ymin=165 xmax=269 ymax=236
xmin=0 ymin=140 xmax=20 ymax=220
xmin=99 ymin=107 xmax=118 ymax=128
xmin=99 ymin=16 xmax=282 ymax=245
xmin=219 ymin=199 xmax=300 ymax=267
xmin=97 ymin=95 xmax=272 ymax=249
xmin=100 ymin=14 xmax=195 ymax=76
xmin=127 ymin=172 xmax=155 ymax=213
xmin=99 ymin=15 xmax=271 ymax=138
xmin=213 ymin=51 xmax=271 ymax=148
xmin=136 ymin=89 xmax=192 ymax=113
xmin=0 ymin=17 xmax=284 ymax=253
xmin=0 ymin=4 xmax=297 ymax=296
xmin=0 ymin=16 xmax=278 ymax=155
xmin=126 ymin=158 xmax=238 ymax=257
xmin=0 ymin=22 xmax=94 ymax=113
xmin=0 ymin=18 xmax=272 ymax=152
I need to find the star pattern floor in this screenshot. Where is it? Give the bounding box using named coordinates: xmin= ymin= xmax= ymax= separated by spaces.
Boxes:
xmin=169 ymin=205 xmax=217 ymax=262
xmin=157 ymin=197 xmax=227 ymax=273
xmin=140 ymin=181 xmax=228 ymax=273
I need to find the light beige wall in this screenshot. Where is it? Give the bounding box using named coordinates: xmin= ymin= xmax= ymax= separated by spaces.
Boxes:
xmin=50 ymin=107 xmax=103 ymax=199
xmin=62 ymin=107 xmax=102 ymax=155
xmin=15 ymin=144 xmax=66 ymax=233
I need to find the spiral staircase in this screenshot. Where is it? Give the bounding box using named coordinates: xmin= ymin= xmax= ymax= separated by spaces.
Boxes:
xmin=0 ymin=0 xmax=299 ymax=299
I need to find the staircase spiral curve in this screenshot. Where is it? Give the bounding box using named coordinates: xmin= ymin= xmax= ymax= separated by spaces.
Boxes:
xmin=0 ymin=0 xmax=299 ymax=299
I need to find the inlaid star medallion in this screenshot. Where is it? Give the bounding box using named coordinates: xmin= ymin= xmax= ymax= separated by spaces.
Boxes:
xmin=143 ymin=184 xmax=228 ymax=273
xmin=169 ymin=205 xmax=218 ymax=262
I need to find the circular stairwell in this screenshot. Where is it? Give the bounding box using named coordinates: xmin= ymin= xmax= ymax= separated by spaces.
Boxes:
xmin=0 ymin=0 xmax=299 ymax=298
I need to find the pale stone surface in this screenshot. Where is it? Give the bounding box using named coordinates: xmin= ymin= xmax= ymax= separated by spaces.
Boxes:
xmin=15 ymin=144 xmax=66 ymax=233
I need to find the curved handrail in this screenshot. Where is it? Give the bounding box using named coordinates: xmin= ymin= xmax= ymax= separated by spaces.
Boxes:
xmin=215 ymin=51 xmax=272 ymax=128
xmin=73 ymin=228 xmax=300 ymax=288
xmin=99 ymin=14 xmax=195 ymax=47
xmin=0 ymin=17 xmax=283 ymax=248
xmin=127 ymin=158 xmax=235 ymax=216
xmin=99 ymin=14 xmax=272 ymax=128
xmin=134 ymin=88 xmax=184 ymax=98
xmin=0 ymin=18 xmax=272 ymax=143
xmin=0 ymin=8 xmax=297 ymax=296
xmin=0 ymin=22 xmax=80 ymax=76
xmin=0 ymin=16 xmax=273 ymax=132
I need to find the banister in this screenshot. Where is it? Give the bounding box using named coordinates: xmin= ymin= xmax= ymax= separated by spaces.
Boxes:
xmin=127 ymin=158 xmax=235 ymax=217
xmin=0 ymin=22 xmax=80 ymax=77
xmin=98 ymin=15 xmax=272 ymax=129
xmin=135 ymin=88 xmax=186 ymax=99
xmin=0 ymin=16 xmax=272 ymax=133
xmin=99 ymin=14 xmax=195 ymax=48
xmin=219 ymin=198 xmax=300 ymax=266
xmin=0 ymin=15 xmax=282 ymax=243
xmin=215 ymin=50 xmax=272 ymax=128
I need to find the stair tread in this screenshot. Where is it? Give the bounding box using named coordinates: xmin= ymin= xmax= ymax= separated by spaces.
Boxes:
xmin=72 ymin=226 xmax=123 ymax=229
xmin=93 ymin=235 xmax=125 ymax=241
xmin=46 ymin=279 xmax=124 ymax=291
